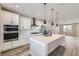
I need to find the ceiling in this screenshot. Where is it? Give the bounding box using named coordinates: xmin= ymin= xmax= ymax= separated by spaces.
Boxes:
xmin=1 ymin=3 xmax=79 ymax=23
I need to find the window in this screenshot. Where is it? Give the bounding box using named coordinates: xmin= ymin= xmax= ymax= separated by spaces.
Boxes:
xmin=63 ymin=25 xmax=72 ymax=32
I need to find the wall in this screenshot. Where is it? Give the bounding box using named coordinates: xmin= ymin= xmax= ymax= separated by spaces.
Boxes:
xmin=59 ymin=18 xmax=79 ymax=24
xmin=59 ymin=18 xmax=79 ymax=36
xmin=51 ymin=25 xmax=59 ymax=34
xmin=59 ymin=23 xmax=78 ymax=36
xmin=48 ymin=21 xmax=59 ymax=34
xmin=0 ymin=6 xmax=1 ymax=9
xmin=76 ymin=23 xmax=79 ymax=36
xmin=0 ymin=5 xmax=1 ymax=54
xmin=0 ymin=5 xmax=3 ymax=54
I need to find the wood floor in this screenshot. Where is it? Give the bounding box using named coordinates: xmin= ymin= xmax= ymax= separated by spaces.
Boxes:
xmin=63 ymin=36 xmax=79 ymax=56
xmin=1 ymin=36 xmax=79 ymax=56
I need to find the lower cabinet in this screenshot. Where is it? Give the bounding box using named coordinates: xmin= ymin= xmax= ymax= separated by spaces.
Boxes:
xmin=12 ymin=39 xmax=27 ymax=48
xmin=2 ymin=42 xmax=12 ymax=52
xmin=12 ymin=40 xmax=21 ymax=48
xmin=1 ymin=39 xmax=28 ymax=52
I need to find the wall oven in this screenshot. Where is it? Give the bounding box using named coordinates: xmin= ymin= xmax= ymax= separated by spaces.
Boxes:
xmin=4 ymin=25 xmax=18 ymax=42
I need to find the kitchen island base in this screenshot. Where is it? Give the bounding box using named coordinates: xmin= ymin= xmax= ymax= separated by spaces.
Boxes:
xmin=29 ymin=34 xmax=65 ymax=56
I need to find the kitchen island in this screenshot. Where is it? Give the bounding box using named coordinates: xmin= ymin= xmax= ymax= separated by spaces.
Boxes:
xmin=28 ymin=34 xmax=65 ymax=56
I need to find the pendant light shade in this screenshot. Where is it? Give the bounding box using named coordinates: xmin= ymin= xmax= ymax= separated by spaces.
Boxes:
xmin=44 ymin=20 xmax=46 ymax=24
xmin=44 ymin=3 xmax=46 ymax=5
xmin=52 ymin=22 xmax=54 ymax=25
xmin=56 ymin=24 xmax=58 ymax=26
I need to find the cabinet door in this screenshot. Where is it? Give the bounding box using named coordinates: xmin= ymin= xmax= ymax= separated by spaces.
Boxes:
xmin=12 ymin=39 xmax=27 ymax=48
xmin=19 ymin=30 xmax=29 ymax=44
xmin=2 ymin=11 xmax=12 ymax=25
xmin=18 ymin=36 xmax=27 ymax=45
xmin=11 ymin=13 xmax=19 ymax=25
xmin=19 ymin=16 xmax=31 ymax=29
xmin=12 ymin=40 xmax=20 ymax=48
xmin=2 ymin=42 xmax=12 ymax=52
xmin=25 ymin=18 xmax=31 ymax=29
xmin=2 ymin=10 xmax=19 ymax=25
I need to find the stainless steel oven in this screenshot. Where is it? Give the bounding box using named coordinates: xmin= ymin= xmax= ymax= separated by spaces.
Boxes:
xmin=4 ymin=25 xmax=18 ymax=42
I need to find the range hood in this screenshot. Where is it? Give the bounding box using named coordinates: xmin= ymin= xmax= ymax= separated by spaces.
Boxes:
xmin=31 ymin=17 xmax=38 ymax=26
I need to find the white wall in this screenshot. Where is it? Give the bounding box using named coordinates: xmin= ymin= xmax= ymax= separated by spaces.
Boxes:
xmin=0 ymin=5 xmax=1 ymax=54
xmin=59 ymin=18 xmax=79 ymax=24
xmin=76 ymin=23 xmax=79 ymax=36
xmin=59 ymin=23 xmax=77 ymax=36
xmin=51 ymin=25 xmax=59 ymax=34
xmin=0 ymin=6 xmax=1 ymax=10
xmin=0 ymin=6 xmax=3 ymax=54
xmin=58 ymin=18 xmax=79 ymax=36
xmin=59 ymin=18 xmax=79 ymax=36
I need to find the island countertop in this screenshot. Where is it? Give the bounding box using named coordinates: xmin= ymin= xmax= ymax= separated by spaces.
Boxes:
xmin=28 ymin=34 xmax=65 ymax=43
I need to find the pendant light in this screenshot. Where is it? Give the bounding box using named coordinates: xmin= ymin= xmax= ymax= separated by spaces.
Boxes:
xmin=56 ymin=24 xmax=58 ymax=26
xmin=51 ymin=8 xmax=54 ymax=25
xmin=44 ymin=20 xmax=46 ymax=24
xmin=43 ymin=3 xmax=47 ymax=24
xmin=56 ymin=12 xmax=58 ymax=27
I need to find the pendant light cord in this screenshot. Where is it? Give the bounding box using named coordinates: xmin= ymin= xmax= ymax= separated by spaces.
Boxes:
xmin=51 ymin=8 xmax=54 ymax=25
xmin=56 ymin=12 xmax=58 ymax=26
xmin=44 ymin=3 xmax=46 ymax=23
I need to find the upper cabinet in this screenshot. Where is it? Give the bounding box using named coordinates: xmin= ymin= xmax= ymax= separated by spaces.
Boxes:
xmin=19 ymin=16 xmax=31 ymax=29
xmin=2 ymin=10 xmax=19 ymax=25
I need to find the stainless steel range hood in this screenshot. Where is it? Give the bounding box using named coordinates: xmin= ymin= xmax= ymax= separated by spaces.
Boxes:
xmin=31 ymin=17 xmax=38 ymax=26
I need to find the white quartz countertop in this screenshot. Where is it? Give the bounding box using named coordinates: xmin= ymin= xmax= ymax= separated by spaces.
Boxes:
xmin=28 ymin=34 xmax=65 ymax=43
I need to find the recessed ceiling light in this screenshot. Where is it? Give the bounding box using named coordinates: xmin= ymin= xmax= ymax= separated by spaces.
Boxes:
xmin=60 ymin=3 xmax=64 ymax=6
xmin=16 ymin=5 xmax=20 ymax=8
xmin=37 ymin=13 xmax=40 ymax=16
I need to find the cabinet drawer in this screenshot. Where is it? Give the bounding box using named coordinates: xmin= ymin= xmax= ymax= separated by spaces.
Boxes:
xmin=12 ymin=40 xmax=20 ymax=48
xmin=2 ymin=42 xmax=12 ymax=52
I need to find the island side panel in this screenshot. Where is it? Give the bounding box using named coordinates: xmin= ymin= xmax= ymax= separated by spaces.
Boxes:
xmin=47 ymin=39 xmax=59 ymax=54
xmin=30 ymin=38 xmax=48 ymax=56
xmin=59 ymin=36 xmax=65 ymax=46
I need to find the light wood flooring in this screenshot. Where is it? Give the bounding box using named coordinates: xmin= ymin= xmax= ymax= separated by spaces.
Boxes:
xmin=1 ymin=36 xmax=79 ymax=56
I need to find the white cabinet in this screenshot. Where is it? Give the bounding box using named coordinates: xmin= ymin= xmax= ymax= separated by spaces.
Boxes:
xmin=1 ymin=39 xmax=28 ymax=52
xmin=19 ymin=16 xmax=31 ymax=29
xmin=19 ymin=30 xmax=30 ymax=44
xmin=12 ymin=40 xmax=20 ymax=48
xmin=2 ymin=10 xmax=19 ymax=25
xmin=10 ymin=12 xmax=19 ymax=25
xmin=2 ymin=42 xmax=12 ymax=52
xmin=12 ymin=39 xmax=27 ymax=48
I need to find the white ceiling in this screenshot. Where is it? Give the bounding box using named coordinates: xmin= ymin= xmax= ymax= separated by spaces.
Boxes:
xmin=1 ymin=3 xmax=79 ymax=23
